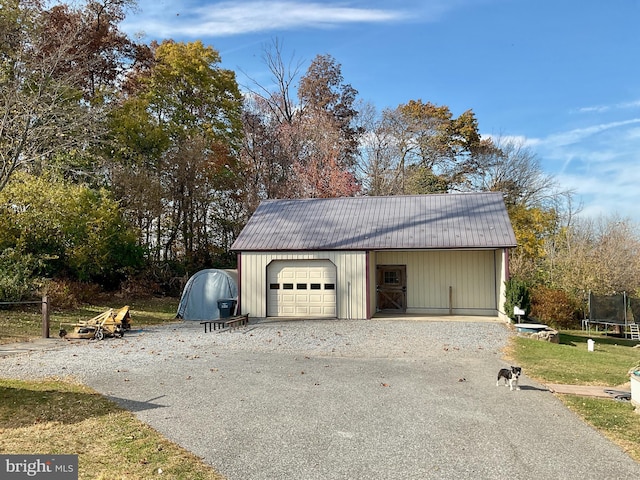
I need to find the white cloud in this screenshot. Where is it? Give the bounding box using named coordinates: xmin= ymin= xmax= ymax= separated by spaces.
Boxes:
xmin=481 ymin=133 xmax=542 ymax=148
xmin=533 ymin=119 xmax=640 ymax=224
xmin=578 ymin=105 xmax=611 ymax=114
xmin=490 ymin=118 xmax=640 ymax=224
xmin=577 ymin=99 xmax=640 ymax=114
xmin=124 ymin=1 xmax=408 ymax=39
xmin=543 ymin=118 xmax=640 ymax=148
xmin=466 ymin=123 xmax=640 ymax=224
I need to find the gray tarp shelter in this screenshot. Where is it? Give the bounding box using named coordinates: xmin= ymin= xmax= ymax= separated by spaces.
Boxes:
xmin=176 ymin=269 xmax=238 ymax=320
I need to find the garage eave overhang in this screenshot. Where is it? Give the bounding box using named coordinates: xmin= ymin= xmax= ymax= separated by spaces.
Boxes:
xmin=234 ymin=244 xmax=517 ymax=254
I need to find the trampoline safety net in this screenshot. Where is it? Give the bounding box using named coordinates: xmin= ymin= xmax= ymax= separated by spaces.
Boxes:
xmin=628 ymin=298 xmax=640 ymax=323
xmin=589 ymin=293 xmax=626 ymax=324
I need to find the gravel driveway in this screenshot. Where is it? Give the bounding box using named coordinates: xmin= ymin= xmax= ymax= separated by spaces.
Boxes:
xmin=2 ymin=318 xmax=639 ymax=479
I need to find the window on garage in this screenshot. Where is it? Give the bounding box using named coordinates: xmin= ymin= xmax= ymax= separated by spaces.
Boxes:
xmin=267 ymin=260 xmax=337 ymax=317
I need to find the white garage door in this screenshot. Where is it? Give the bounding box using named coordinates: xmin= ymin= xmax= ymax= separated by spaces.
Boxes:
xmin=267 ymin=260 xmax=337 ymax=317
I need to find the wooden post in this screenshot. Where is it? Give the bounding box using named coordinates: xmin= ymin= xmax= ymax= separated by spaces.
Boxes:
xmin=42 ymin=295 xmax=50 ymax=338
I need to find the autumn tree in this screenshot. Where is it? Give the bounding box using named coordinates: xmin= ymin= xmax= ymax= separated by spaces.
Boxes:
xmin=291 ymin=112 xmax=360 ymax=198
xmin=239 ymin=42 xmax=362 ymax=212
xmin=237 ymin=40 xmax=302 ymax=212
xmin=462 ymin=137 xmax=567 ymax=209
xmin=0 ymin=0 xmax=143 ymax=190
xmin=357 ymin=100 xmax=483 ymax=195
xmin=241 ymin=38 xmax=301 ymax=125
xmin=0 ymin=171 xmax=144 ymax=288
xmin=354 ymin=102 xmax=399 ymax=196
xmin=298 ymin=53 xmax=361 ymax=164
xmin=109 ymin=40 xmax=243 ymax=267
xmin=544 ymin=216 xmax=640 ymax=299
xmin=240 ymin=94 xmax=294 ymax=211
xmin=460 ymin=137 xmax=574 ymax=280
xmin=40 ymin=0 xmax=142 ymax=100
xmin=507 ymin=204 xmax=559 ymax=281
xmin=291 ymin=53 xmax=361 ymax=197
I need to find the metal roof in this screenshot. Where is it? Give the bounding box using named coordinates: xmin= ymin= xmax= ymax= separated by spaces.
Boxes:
xmin=231 ymin=193 xmax=517 ymax=251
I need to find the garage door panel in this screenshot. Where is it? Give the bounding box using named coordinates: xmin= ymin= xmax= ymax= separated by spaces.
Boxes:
xmin=268 ymin=260 xmax=337 ymax=318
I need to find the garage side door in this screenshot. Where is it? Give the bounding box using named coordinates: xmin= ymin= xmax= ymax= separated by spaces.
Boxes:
xmin=267 ymin=260 xmax=337 ymax=317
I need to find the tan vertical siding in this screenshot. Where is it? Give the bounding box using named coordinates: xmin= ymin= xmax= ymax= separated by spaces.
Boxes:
xmin=241 ymin=249 xmax=506 ymax=319
xmin=375 ymin=250 xmax=497 ymax=315
xmin=239 ymin=251 xmax=368 ymax=319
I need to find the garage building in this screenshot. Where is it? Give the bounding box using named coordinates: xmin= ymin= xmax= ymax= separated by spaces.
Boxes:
xmin=231 ymin=193 xmax=517 ymax=321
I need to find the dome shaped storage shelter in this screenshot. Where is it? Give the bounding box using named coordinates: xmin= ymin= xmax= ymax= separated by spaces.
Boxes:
xmin=176 ymin=269 xmax=238 ymax=320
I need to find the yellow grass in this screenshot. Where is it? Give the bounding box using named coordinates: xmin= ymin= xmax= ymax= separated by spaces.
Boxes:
xmin=0 ymin=378 xmax=224 ymax=479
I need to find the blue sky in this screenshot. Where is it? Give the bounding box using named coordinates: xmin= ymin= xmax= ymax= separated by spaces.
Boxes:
xmin=122 ymin=0 xmax=640 ymax=224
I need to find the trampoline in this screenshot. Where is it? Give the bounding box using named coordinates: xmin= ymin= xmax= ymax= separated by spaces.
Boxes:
xmin=584 ymin=292 xmax=639 ymax=339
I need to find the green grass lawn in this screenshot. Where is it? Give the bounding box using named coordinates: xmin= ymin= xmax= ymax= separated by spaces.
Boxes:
xmin=0 ymin=296 xmax=179 ymax=344
xmin=511 ymin=330 xmax=639 ymax=386
xmin=509 ymin=330 xmax=640 ymax=462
